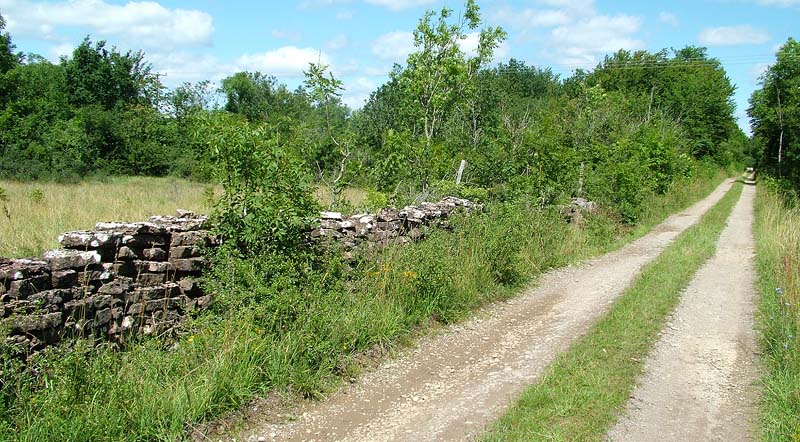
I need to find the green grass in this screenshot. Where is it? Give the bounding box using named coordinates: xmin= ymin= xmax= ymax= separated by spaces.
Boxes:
xmin=0 ymin=177 xmax=212 ymax=257
xmin=480 ymin=180 xmax=743 ymax=442
xmin=0 ymin=170 xmax=728 ymax=442
xmin=754 ymin=180 xmax=800 ymax=441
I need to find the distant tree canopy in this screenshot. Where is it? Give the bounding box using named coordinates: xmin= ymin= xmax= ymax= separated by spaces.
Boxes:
xmin=749 ymin=38 xmax=800 ymax=188
xmin=0 ymin=6 xmax=755 ymax=222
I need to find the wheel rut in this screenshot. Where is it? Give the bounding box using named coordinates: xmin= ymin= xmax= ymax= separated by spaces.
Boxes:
xmin=607 ymin=182 xmax=760 ymax=442
xmin=235 ymin=179 xmax=736 ymax=442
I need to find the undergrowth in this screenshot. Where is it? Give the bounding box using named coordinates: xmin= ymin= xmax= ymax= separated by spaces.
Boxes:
xmin=754 ymin=177 xmax=800 ymax=441
xmin=0 ymin=168 xmax=725 ymax=441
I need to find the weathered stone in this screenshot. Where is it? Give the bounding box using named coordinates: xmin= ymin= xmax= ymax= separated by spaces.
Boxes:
xmin=320 ymin=211 xmax=343 ymax=220
xmin=142 ymin=247 xmax=167 ymax=261
xmin=95 ymin=221 xmax=168 ymax=236
xmin=120 ymin=234 xmax=168 ymax=248
xmin=149 ymin=213 xmax=209 ymax=231
xmin=58 ymin=231 xmax=121 ymax=249
xmin=133 ymin=260 xmax=172 ymax=274
xmin=170 ymin=231 xmax=210 ymax=247
xmin=169 ymin=246 xmax=202 ymax=259
xmin=44 ymin=249 xmax=101 ymax=271
xmin=94 ymin=308 xmax=113 ymax=326
xmin=115 ymin=246 xmax=139 ymax=260
xmin=7 ymin=312 xmax=62 ymax=333
xmin=51 ymin=269 xmax=78 ymax=288
xmin=320 ymin=219 xmax=340 ymax=229
xmin=77 ymin=267 xmax=113 ymax=285
xmin=127 ymin=283 xmax=181 ymax=303
xmin=177 ymin=278 xmax=202 ymax=297
xmin=28 ymin=288 xmax=74 ymax=307
xmin=98 ymin=279 xmax=133 ymax=296
xmin=133 ymin=273 xmax=168 ymax=286
xmin=8 ymin=274 xmax=51 ymax=299
xmin=376 ymin=221 xmax=402 ymax=230
xmin=168 ymin=257 xmax=207 ymax=273
xmin=0 ymin=258 xmax=49 ymax=281
xmin=112 ymin=260 xmax=138 ymax=277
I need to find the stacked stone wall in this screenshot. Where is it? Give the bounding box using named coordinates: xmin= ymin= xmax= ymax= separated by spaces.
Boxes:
xmin=1 ymin=197 xmax=481 ymax=353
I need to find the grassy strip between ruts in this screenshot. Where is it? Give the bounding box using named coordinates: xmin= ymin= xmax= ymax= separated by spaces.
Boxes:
xmin=480 ymin=180 xmax=744 ymax=442
xmin=753 ymin=180 xmax=800 ymax=441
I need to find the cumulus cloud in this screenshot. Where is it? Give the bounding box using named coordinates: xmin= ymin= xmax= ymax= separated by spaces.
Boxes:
xmin=372 ymin=31 xmax=415 ymax=61
xmin=341 ymin=77 xmax=378 ymax=109
xmin=699 ymin=25 xmax=771 ymax=46
xmin=458 ymin=32 xmax=511 ymax=60
xmin=491 ymin=7 xmax=572 ymax=29
xmin=235 ymin=46 xmax=330 ymax=77
xmin=0 ymin=0 xmax=214 ymax=47
xmin=549 ymin=14 xmax=644 ymax=65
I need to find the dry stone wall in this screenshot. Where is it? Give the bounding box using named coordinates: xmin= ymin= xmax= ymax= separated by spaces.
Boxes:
xmin=1 ymin=197 xmax=481 ymax=354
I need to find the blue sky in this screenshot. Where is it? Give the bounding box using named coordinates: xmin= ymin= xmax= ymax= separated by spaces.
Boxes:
xmin=1 ymin=0 xmax=797 ymax=132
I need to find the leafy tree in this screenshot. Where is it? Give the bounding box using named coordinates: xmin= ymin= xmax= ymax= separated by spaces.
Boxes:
xmin=749 ymin=38 xmax=800 ymax=186
xmin=394 ymin=0 xmax=506 ymax=188
xmin=62 ymin=37 xmax=157 ymax=110
xmin=0 ymin=14 xmax=21 ymax=74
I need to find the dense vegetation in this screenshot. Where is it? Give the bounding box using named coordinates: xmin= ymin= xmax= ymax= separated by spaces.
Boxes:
xmin=749 ymin=38 xmax=800 ymax=441
xmin=0 ymin=0 xmax=770 ymax=440
xmin=749 ymin=38 xmax=800 ymax=192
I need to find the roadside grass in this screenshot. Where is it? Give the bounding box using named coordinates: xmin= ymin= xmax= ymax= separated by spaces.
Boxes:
xmin=480 ymin=180 xmax=743 ymax=442
xmin=0 ymin=177 xmax=211 ymax=257
xmin=0 ymin=170 xmax=727 ymax=442
xmin=754 ymin=180 xmax=800 ymax=441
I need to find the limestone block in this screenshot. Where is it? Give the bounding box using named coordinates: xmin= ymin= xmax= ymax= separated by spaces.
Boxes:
xmin=44 ymin=249 xmax=101 ymax=271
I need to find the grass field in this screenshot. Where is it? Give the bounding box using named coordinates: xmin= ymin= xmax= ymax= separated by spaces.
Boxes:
xmin=0 ymin=179 xmax=379 ymax=258
xmin=0 ymin=177 xmax=212 ymax=257
xmin=754 ymin=181 xmax=800 ymax=441
xmin=481 ymin=180 xmax=743 ymax=442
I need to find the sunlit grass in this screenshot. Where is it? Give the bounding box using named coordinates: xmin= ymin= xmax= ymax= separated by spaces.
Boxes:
xmin=754 ymin=182 xmax=800 ymax=441
xmin=0 ymin=177 xmax=212 ymax=257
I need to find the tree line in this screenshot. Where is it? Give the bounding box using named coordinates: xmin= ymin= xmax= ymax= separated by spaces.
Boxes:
xmin=0 ymin=1 xmax=755 ymax=223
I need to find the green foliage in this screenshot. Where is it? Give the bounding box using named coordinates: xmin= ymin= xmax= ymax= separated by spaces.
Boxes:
xmin=749 ymin=38 xmax=800 ymax=189
xmin=27 ymin=187 xmax=43 ymax=203
xmin=201 ymin=112 xmax=318 ymax=256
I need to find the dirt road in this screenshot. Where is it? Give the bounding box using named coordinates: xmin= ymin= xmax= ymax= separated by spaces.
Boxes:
xmin=607 ymin=183 xmax=760 ymax=441
xmin=237 ymin=179 xmax=736 ymax=442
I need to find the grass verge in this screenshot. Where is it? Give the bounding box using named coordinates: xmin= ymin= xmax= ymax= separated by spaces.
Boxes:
xmin=480 ymin=180 xmax=743 ymax=442
xmin=0 ymin=170 xmax=728 ymax=442
xmin=754 ymin=179 xmax=800 ymax=441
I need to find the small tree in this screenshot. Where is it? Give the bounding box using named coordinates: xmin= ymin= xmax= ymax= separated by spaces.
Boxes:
xmin=303 ymin=62 xmax=353 ymax=209
xmin=396 ymin=0 xmax=505 ymax=189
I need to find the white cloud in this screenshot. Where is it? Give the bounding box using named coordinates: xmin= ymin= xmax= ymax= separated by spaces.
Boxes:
xmin=549 ymin=14 xmax=645 ymax=66
xmin=492 ymin=7 xmax=572 ymax=29
xmin=146 ymin=51 xmax=232 ymax=87
xmin=235 ymin=46 xmax=330 ymax=77
xmin=326 ymin=34 xmax=349 ymax=51
xmin=699 ymin=25 xmax=771 ymax=46
xmin=364 ymin=0 xmax=436 ymax=10
xmin=341 ymin=77 xmax=378 ymax=109
xmin=1 ymin=0 xmax=214 ymax=48
xmin=49 ymin=43 xmax=74 ymax=60
xmin=336 ymin=11 xmax=354 ymax=20
xmin=658 ymin=12 xmax=679 ymax=26
xmin=372 ymin=31 xmax=415 ymax=61
xmin=458 ymin=32 xmax=511 ymax=60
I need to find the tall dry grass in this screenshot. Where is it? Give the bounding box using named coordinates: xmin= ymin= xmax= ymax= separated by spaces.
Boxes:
xmin=754 ymin=180 xmax=800 ymax=441
xmin=0 ymin=177 xmax=211 ymax=258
